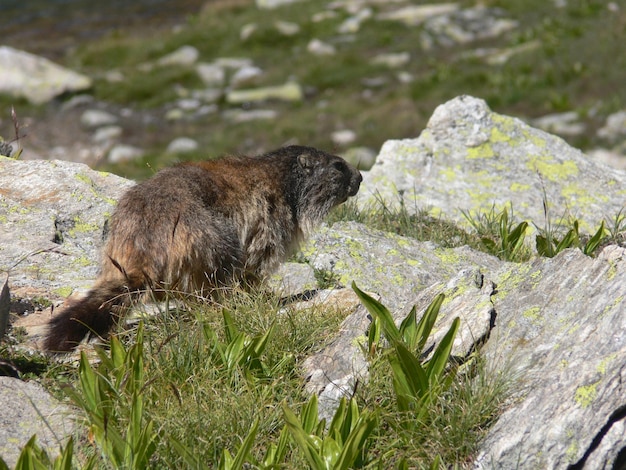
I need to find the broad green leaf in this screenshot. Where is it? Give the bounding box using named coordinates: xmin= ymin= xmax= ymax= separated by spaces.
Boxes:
xmin=584 ymin=220 xmax=606 ymax=256
xmin=426 ymin=317 xmax=460 ymax=383
xmin=301 ymin=395 xmax=319 ymax=434
xmin=352 ymin=282 xmax=401 ymax=344
xmin=399 ymin=305 xmax=417 ymax=350
xmin=415 ymin=294 xmax=445 ymax=354
xmin=393 ymin=342 xmax=429 ymax=399
xmin=282 ymin=403 xmax=327 ymax=470
xmin=222 ymin=309 xmax=239 ymax=343
xmin=230 ymin=419 xmax=259 ymax=470
xmin=334 ymin=411 xmax=378 ymax=470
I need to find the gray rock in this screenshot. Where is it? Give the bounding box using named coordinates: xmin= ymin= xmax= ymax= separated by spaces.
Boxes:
xmin=256 ymin=0 xmax=305 ymax=8
xmin=166 ymin=137 xmax=199 ymax=154
xmin=156 ymin=45 xmax=199 ymax=67
xmin=0 ymin=46 xmax=92 ymax=105
xmin=223 ymin=109 xmax=278 ymax=123
xmin=475 ymin=246 xmax=626 ymax=469
xmin=274 ymin=20 xmax=301 ymax=36
xmin=371 ymin=52 xmax=410 ymax=68
xmin=307 ymin=39 xmax=337 ymax=56
xmin=422 ymin=6 xmax=518 ymax=48
xmin=230 ymin=65 xmax=264 ymax=88
xmin=226 ymin=82 xmax=303 ymax=104
xmin=532 ymin=111 xmax=586 ymax=137
xmin=597 ymin=110 xmax=626 ymax=141
xmin=358 ymin=95 xmax=626 ymax=233
xmin=80 ymin=109 xmax=118 ymax=129
xmin=331 ymin=129 xmax=357 ymax=146
xmin=92 ymin=125 xmax=123 ymax=144
xmin=0 ymin=156 xmax=133 ymax=303
xmin=0 ymin=377 xmax=75 ymax=468
xmin=377 ymin=3 xmax=459 ymax=26
xmin=107 ymin=144 xmax=144 ymax=163
xmin=195 ymin=63 xmax=225 ymax=87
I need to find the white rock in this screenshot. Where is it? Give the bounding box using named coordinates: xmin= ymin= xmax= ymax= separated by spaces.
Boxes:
xmin=166 ymin=137 xmax=199 ymax=154
xmin=377 ymin=4 xmax=459 ymax=26
xmin=226 ymin=82 xmax=303 ymax=104
xmin=240 ymin=23 xmax=258 ymax=41
xmin=223 ymin=109 xmax=278 ymax=123
xmin=80 ymin=109 xmax=118 ymax=129
xmin=214 ymin=57 xmax=254 ymax=69
xmin=230 ymin=66 xmax=264 ymax=88
xmin=0 ymin=46 xmax=92 ymax=105
xmin=597 ymin=111 xmax=626 ymax=140
xmin=307 ymin=39 xmax=336 ymax=56
xmin=331 ymin=129 xmax=357 ymax=146
xmin=371 ymin=52 xmax=410 ymax=68
xmin=157 ymin=45 xmax=199 ymax=67
xmin=256 ymin=0 xmax=304 ymax=8
xmin=92 ymin=126 xmax=123 ymax=144
xmin=107 ymin=144 xmax=144 ymax=163
xmin=531 ymin=111 xmax=586 ymax=136
xmin=195 ymin=63 xmax=225 ymax=87
xmin=275 ymin=21 xmax=300 ymax=36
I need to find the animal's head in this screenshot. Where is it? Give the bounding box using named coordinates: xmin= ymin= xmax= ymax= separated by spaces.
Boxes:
xmin=270 ymin=145 xmax=362 ymax=230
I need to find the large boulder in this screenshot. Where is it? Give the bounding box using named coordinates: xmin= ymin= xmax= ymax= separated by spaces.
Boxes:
xmin=0 ymin=46 xmax=92 ymax=105
xmin=358 ymin=95 xmax=626 ymax=232
xmin=0 ymin=376 xmax=74 ymax=468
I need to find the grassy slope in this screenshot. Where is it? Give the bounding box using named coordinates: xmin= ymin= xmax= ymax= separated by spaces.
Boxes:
xmin=53 ymin=0 xmax=625 ymax=179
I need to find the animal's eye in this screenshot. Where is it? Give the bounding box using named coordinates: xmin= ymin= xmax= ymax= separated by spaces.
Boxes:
xmin=332 ymin=161 xmax=345 ymax=172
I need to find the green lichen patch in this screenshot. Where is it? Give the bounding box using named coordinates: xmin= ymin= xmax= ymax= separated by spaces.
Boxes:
xmin=574 ymin=381 xmax=600 ymax=408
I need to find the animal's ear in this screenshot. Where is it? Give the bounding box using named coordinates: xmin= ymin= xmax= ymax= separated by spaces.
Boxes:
xmin=297 ymin=152 xmax=316 ymax=170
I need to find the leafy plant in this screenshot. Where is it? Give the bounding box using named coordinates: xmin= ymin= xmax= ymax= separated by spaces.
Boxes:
xmin=536 ymin=219 xmax=606 ymax=257
xmin=1 ymin=435 xmax=89 ymax=470
xmin=282 ymin=394 xmax=377 ymax=470
xmin=462 ymin=205 xmax=530 ymax=262
xmin=352 ymin=282 xmax=460 ymax=422
xmin=63 ymin=325 xmax=160 ymax=469
xmin=202 ymin=309 xmax=276 ymax=382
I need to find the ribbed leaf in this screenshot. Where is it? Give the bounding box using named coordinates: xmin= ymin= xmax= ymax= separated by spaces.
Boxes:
xmin=426 ymin=317 xmax=460 ymax=383
xmin=352 ymin=282 xmax=401 ymax=344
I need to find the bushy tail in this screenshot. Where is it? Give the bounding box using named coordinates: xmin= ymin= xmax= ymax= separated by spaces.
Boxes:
xmin=43 ymin=280 xmax=141 ymax=353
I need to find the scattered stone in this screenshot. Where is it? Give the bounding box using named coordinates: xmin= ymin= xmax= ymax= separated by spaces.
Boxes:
xmin=156 ymin=45 xmax=200 ymax=67
xmin=331 ymin=129 xmax=357 ymax=146
xmin=312 ymin=11 xmax=338 ymax=22
xmin=92 ymin=125 xmax=123 ymax=144
xmin=531 ymin=111 xmax=586 ymax=137
xmin=230 ymin=65 xmax=264 ymax=88
xmin=80 ymin=109 xmax=118 ymax=129
xmin=195 ymin=63 xmax=226 ymax=87
xmin=597 ymin=110 xmax=626 ymax=141
xmin=60 ymin=94 xmax=95 ymax=111
xmin=223 ymin=109 xmax=279 ymax=123
xmin=0 ymin=377 xmax=75 ymax=468
xmin=460 ymin=40 xmax=541 ymax=65
xmin=0 ymin=46 xmax=92 ymax=105
xmin=166 ymin=137 xmax=199 ymax=154
xmin=240 ymin=23 xmax=258 ymax=41
xmin=176 ymin=98 xmax=201 ymax=111
xmin=191 ymin=88 xmax=223 ymax=103
xmin=371 ymin=52 xmax=410 ymax=68
xmin=107 ymin=144 xmax=144 ymax=163
xmin=256 ymin=0 xmax=305 ymax=8
xmin=104 ymin=70 xmax=125 ymax=83
xmin=275 ymin=20 xmax=301 ymax=36
xmin=214 ymin=57 xmax=254 ymax=69
xmin=226 ymin=82 xmax=303 ymax=104
xmin=377 ymin=3 xmax=459 ymax=26
xmin=337 ymin=8 xmax=372 ymax=34
xmin=165 ymin=108 xmax=185 ymax=121
xmin=307 ymin=39 xmax=337 ymax=56
xmin=422 ymin=6 xmax=518 ymax=48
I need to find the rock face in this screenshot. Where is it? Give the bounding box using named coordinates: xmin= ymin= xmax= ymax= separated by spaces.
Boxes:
xmin=0 ymin=46 xmax=92 ymax=105
xmin=0 ymin=376 xmax=74 ymax=468
xmin=1 ymin=96 xmax=626 ymax=468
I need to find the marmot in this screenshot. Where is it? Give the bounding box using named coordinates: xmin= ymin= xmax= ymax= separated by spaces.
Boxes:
xmin=43 ymin=145 xmax=362 ymax=352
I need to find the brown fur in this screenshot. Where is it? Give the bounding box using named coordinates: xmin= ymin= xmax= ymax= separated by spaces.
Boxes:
xmin=43 ymin=145 xmax=362 ymax=352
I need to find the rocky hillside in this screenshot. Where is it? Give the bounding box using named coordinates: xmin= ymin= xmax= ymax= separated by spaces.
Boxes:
xmin=1 ymin=96 xmax=625 ymax=468
xmin=1 ymin=0 xmax=625 ymax=177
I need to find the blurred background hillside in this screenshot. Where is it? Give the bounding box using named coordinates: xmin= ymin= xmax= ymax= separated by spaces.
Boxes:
xmin=1 ymin=0 xmax=625 ymax=179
